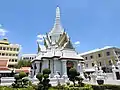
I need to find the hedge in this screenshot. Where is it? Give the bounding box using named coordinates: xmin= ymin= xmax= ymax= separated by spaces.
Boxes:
xmin=0 ymin=86 xmax=35 ymax=90
xmin=92 ymin=84 xmax=120 ymax=90
xmin=1 ymin=84 xmax=120 ymax=90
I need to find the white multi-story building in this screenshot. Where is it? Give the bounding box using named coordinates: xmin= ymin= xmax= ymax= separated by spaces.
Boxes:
xmin=21 ymin=54 xmax=37 ymax=61
xmin=79 ymin=46 xmax=120 ymax=73
xmin=0 ymin=38 xmax=20 ymax=68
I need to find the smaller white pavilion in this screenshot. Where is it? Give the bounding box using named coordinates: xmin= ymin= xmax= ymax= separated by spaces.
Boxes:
xmin=31 ymin=7 xmax=84 ymax=78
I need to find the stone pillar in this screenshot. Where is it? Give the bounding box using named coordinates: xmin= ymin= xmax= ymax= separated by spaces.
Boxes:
xmin=33 ymin=61 xmax=40 ymax=79
xmin=36 ymin=62 xmax=40 ymax=74
xmin=31 ymin=63 xmax=34 ymax=78
xmin=94 ymin=64 xmax=98 ymax=75
xmin=61 ymin=60 xmax=68 ymax=78
xmin=54 ymin=59 xmax=57 ymax=75
xmin=78 ymin=62 xmax=84 ymax=77
xmin=117 ymin=61 xmax=120 ymax=73
xmin=112 ymin=64 xmax=116 ymax=80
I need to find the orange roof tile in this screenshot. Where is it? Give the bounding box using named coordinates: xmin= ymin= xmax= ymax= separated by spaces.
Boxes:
xmin=0 ymin=67 xmax=10 ymax=70
xmin=15 ymin=69 xmax=29 ymax=73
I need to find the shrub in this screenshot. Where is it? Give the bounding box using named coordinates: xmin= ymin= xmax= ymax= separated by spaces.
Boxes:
xmin=43 ymin=68 xmax=51 ymax=75
xmin=76 ymin=76 xmax=84 ymax=87
xmin=12 ymin=71 xmax=29 ymax=88
xmin=44 ymin=74 xmax=49 ymax=79
xmin=19 ymin=71 xmax=27 ymax=79
xmin=92 ymin=84 xmax=120 ymax=90
xmin=0 ymin=86 xmax=35 ymax=90
xmin=51 ymin=84 xmax=93 ymax=90
xmin=14 ymin=74 xmax=20 ymax=80
xmin=36 ymin=73 xmax=43 ymax=81
xmin=69 ymin=68 xmax=80 ymax=86
xmin=36 ymin=68 xmax=51 ymax=90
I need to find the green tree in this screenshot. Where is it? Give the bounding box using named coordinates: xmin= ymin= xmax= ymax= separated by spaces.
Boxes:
xmin=69 ymin=68 xmax=80 ymax=86
xmin=36 ymin=68 xmax=51 ymax=90
xmin=15 ymin=60 xmax=31 ymax=69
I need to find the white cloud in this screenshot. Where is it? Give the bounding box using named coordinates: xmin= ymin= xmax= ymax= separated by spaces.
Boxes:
xmin=0 ymin=28 xmax=7 ymax=36
xmin=74 ymin=41 xmax=80 ymax=45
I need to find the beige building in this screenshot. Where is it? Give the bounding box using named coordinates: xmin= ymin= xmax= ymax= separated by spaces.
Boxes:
xmin=21 ymin=54 xmax=37 ymax=61
xmin=79 ymin=46 xmax=120 ymax=73
xmin=0 ymin=38 xmax=20 ymax=68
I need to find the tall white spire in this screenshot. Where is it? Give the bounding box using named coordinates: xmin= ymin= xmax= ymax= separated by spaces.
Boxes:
xmin=49 ymin=6 xmax=63 ymax=35
xmin=55 ymin=6 xmax=60 ymax=25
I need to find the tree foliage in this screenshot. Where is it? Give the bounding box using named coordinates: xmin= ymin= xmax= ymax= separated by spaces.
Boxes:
xmin=36 ymin=68 xmax=51 ymax=90
xmin=15 ymin=60 xmax=31 ymax=69
xmin=12 ymin=71 xmax=30 ymax=88
xmin=69 ymin=68 xmax=82 ymax=86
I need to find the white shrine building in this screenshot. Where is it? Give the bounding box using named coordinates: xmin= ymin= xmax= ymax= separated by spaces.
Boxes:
xmin=31 ymin=7 xmax=84 ymax=78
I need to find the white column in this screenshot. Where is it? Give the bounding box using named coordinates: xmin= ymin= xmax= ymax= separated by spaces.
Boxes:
xmin=54 ymin=60 xmax=57 ymax=75
xmin=78 ymin=62 xmax=82 ymax=74
xmin=112 ymin=65 xmax=117 ymax=80
xmin=62 ymin=60 xmax=67 ymax=78
xmin=31 ymin=63 xmax=34 ymax=78
xmin=36 ymin=62 xmax=40 ymax=74
xmin=33 ymin=61 xmax=40 ymax=79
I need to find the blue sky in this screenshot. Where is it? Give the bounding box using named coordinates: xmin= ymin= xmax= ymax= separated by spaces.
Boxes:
xmin=0 ymin=0 xmax=120 ymax=54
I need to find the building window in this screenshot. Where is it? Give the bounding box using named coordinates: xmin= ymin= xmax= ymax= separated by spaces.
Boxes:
xmin=17 ymin=48 xmax=19 ymax=51
xmin=2 ymin=53 xmax=5 ymax=56
xmin=0 ymin=47 xmax=2 ymax=50
xmin=15 ymin=59 xmax=17 ymax=62
xmin=85 ymin=57 xmax=87 ymax=60
xmin=6 ymin=53 xmax=8 ymax=56
xmin=99 ymin=62 xmax=102 ymax=66
xmin=14 ymin=48 xmax=16 ymax=51
xmin=7 ymin=47 xmax=9 ymax=50
xmin=98 ymin=54 xmax=101 ymax=57
xmin=86 ymin=64 xmax=88 ymax=68
xmin=90 ymin=55 xmax=93 ymax=59
xmin=16 ymin=54 xmax=18 ymax=56
xmin=3 ymin=47 xmax=6 ymax=50
xmin=0 ymin=53 xmax=1 ymax=55
xmin=13 ymin=54 xmax=15 ymax=56
xmin=109 ymin=60 xmax=112 ymax=65
xmin=106 ymin=52 xmax=110 ymax=56
xmin=9 ymin=54 xmax=11 ymax=56
xmin=9 ymin=59 xmax=11 ymax=62
xmin=10 ymin=48 xmax=12 ymax=51
xmin=12 ymin=59 xmax=14 ymax=62
xmin=92 ymin=63 xmax=94 ymax=67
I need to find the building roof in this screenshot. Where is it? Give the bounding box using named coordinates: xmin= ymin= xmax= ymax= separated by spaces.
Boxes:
xmin=79 ymin=46 xmax=119 ymax=56
xmin=22 ymin=54 xmax=37 ymax=57
xmin=60 ymin=50 xmax=84 ymax=60
xmin=33 ymin=7 xmax=84 ymax=62
xmin=15 ymin=67 xmax=30 ymax=73
xmin=0 ymin=67 xmax=10 ymax=70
